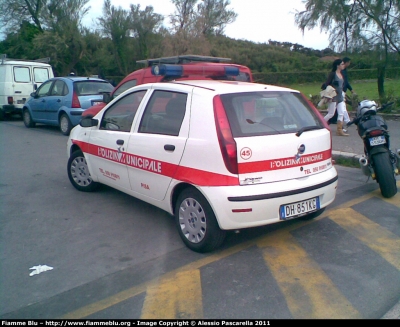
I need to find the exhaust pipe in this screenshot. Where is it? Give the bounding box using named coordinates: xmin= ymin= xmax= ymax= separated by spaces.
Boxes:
xmin=394 ymin=149 xmax=400 ymax=174
xmin=359 ymin=156 xmax=371 ymax=176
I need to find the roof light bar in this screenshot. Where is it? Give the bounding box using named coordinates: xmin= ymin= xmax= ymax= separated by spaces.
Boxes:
xmin=151 ymin=64 xmax=240 ymax=78
xmin=152 ymin=64 xmax=183 ymax=76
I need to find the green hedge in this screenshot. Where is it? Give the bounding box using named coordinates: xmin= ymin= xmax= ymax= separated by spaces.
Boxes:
xmin=106 ymin=68 xmax=399 ymax=87
xmin=253 ymin=68 xmax=400 ymax=85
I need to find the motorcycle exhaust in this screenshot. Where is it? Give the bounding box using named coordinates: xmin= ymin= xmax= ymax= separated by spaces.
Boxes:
xmin=359 ymin=156 xmax=371 ymax=176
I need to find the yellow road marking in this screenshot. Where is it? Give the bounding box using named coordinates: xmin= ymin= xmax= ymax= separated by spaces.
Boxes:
xmin=381 ymin=190 xmax=400 ymax=207
xmin=329 ymin=208 xmax=400 ymax=270
xmin=61 ymin=186 xmax=398 ymax=319
xmin=258 ymin=230 xmax=361 ymax=319
xmin=61 ymin=241 xmax=254 ymax=319
xmin=141 ymin=270 xmax=203 ymax=319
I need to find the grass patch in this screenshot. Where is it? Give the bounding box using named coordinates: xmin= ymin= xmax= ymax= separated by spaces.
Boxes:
xmin=333 ymin=156 xmax=360 ymax=168
xmin=287 ymin=79 xmax=400 ymax=112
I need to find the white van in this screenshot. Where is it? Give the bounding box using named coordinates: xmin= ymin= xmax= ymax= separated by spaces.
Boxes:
xmin=0 ymin=54 xmax=54 ymax=120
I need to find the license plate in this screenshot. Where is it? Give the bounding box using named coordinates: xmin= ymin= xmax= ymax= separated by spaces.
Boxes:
xmin=369 ymin=136 xmax=386 ymax=146
xmin=280 ymin=197 xmax=320 ymax=220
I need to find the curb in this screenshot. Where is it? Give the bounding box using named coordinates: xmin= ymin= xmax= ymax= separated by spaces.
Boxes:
xmin=318 ymin=110 xmax=400 ymax=121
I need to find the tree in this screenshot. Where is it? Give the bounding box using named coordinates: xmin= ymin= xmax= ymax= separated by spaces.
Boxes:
xmin=295 ymin=0 xmax=400 ymax=99
xmin=168 ymin=0 xmax=236 ymax=54
xmin=30 ymin=0 xmax=90 ymax=75
xmin=197 ymin=0 xmax=237 ymax=36
xmin=129 ymin=4 xmax=164 ymax=60
xmin=170 ymin=0 xmax=197 ymax=31
xmin=97 ymin=0 xmax=131 ymax=75
xmin=169 ymin=0 xmax=209 ymax=54
xmin=0 ymin=0 xmax=47 ymax=34
xmin=0 ymin=0 xmax=90 ymax=75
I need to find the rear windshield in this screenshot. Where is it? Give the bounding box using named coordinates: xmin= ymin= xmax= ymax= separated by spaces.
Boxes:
xmin=220 ymin=91 xmax=323 ymax=137
xmin=74 ymin=81 xmax=114 ymax=96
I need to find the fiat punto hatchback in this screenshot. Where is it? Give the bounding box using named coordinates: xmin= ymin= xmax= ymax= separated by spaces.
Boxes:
xmin=67 ymin=66 xmax=338 ymax=252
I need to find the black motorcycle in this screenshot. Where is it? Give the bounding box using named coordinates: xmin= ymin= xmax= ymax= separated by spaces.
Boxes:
xmin=348 ymin=100 xmax=399 ymax=198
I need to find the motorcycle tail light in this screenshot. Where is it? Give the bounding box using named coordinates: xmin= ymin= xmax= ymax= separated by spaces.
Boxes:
xmin=369 ymin=130 xmax=383 ymax=136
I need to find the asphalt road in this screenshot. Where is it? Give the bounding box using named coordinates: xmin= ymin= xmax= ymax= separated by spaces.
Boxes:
xmin=0 ymin=118 xmax=399 ymax=319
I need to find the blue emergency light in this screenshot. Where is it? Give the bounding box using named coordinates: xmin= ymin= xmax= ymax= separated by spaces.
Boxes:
xmin=151 ymin=64 xmax=240 ymax=78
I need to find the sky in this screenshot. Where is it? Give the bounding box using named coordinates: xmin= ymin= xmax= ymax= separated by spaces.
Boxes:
xmin=83 ymin=0 xmax=331 ymax=50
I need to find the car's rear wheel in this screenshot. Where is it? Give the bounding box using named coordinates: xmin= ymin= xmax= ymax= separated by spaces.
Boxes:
xmin=23 ymin=109 xmax=36 ymax=128
xmin=67 ymin=150 xmax=99 ymax=192
xmin=175 ymin=188 xmax=226 ymax=252
xmin=60 ymin=114 xmax=72 ymax=135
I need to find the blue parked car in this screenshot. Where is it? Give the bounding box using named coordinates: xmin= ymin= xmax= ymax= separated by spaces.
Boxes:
xmin=23 ymin=76 xmax=114 ymax=135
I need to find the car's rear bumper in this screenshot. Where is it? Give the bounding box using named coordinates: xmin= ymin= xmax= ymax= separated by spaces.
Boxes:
xmin=200 ymin=167 xmax=338 ymax=230
xmin=1 ymin=104 xmax=22 ymax=114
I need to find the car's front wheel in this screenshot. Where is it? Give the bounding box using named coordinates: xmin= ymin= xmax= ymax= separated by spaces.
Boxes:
xmin=23 ymin=109 xmax=36 ymax=128
xmin=60 ymin=114 xmax=72 ymax=136
xmin=175 ymin=188 xmax=226 ymax=252
xmin=67 ymin=150 xmax=99 ymax=192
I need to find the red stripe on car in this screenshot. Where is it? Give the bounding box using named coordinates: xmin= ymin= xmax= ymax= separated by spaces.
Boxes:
xmin=238 ymin=150 xmax=331 ymax=173
xmin=72 ymin=140 xmax=239 ymax=186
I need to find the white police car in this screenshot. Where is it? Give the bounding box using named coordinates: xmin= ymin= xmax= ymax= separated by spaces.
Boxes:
xmin=67 ymin=64 xmax=338 ymax=252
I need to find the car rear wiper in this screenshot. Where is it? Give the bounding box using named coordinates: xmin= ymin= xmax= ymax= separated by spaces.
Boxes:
xmin=246 ymin=119 xmax=282 ymax=134
xmin=296 ymin=126 xmax=324 ymax=137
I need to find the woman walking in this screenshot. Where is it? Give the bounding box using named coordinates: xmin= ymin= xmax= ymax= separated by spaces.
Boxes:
xmin=324 ymin=59 xmax=350 ymax=136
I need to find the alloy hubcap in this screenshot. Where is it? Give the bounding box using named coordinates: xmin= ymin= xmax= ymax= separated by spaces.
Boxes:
xmin=178 ymin=197 xmax=207 ymax=243
xmin=70 ymin=156 xmax=92 ymax=186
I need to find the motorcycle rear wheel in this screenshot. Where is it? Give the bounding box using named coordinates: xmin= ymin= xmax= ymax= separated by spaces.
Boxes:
xmin=373 ymin=152 xmax=397 ymax=198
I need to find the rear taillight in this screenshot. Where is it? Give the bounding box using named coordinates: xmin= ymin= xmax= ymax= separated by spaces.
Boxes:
xmin=213 ymin=95 xmax=238 ymax=174
xmin=369 ymin=130 xmax=383 ymax=136
xmin=7 ymin=96 xmax=13 ymax=105
xmin=72 ymin=92 xmax=81 ymax=108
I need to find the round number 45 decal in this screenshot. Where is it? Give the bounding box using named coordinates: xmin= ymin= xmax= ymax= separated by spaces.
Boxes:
xmin=240 ymin=147 xmax=252 ymax=160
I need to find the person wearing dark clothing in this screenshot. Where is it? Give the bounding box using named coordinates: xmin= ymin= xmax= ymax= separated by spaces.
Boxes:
xmin=323 ymin=59 xmax=350 ymax=136
xmin=341 ymin=57 xmax=356 ymax=130
xmin=327 ymin=57 xmax=355 ymax=126
xmin=342 ymin=57 xmax=355 ymax=94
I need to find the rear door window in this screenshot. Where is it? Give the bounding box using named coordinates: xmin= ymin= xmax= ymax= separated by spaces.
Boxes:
xmin=13 ymin=67 xmax=31 ymax=83
xmin=50 ymin=80 xmax=68 ymax=96
xmin=220 ymin=91 xmax=323 ymax=137
xmin=33 ymin=68 xmax=50 ymax=83
xmin=138 ymin=91 xmax=187 ymax=136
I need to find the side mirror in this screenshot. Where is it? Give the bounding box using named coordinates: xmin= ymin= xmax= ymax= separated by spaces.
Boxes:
xmin=30 ymin=92 xmax=37 ymax=98
xmin=80 ymin=117 xmax=98 ymax=128
xmin=34 ymin=84 xmax=38 ymax=90
xmin=102 ymin=92 xmax=111 ymax=104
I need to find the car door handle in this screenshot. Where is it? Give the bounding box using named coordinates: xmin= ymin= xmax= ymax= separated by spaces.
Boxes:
xmin=116 ymin=139 xmax=124 ymax=146
xmin=164 ymin=144 xmax=175 ymax=151
xmin=57 ymin=99 xmax=61 ymax=102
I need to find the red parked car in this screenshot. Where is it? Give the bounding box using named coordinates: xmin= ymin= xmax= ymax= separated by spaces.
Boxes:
xmin=82 ymin=55 xmax=254 ymax=118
